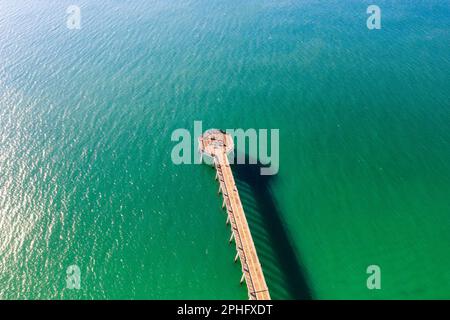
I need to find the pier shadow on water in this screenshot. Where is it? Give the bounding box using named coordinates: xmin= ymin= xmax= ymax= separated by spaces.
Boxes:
xmin=232 ymin=160 xmax=313 ymax=300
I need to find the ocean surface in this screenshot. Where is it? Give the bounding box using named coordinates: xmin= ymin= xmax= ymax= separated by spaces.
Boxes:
xmin=0 ymin=0 xmax=449 ymax=299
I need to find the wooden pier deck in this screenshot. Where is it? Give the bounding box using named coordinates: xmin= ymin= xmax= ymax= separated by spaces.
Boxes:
xmin=199 ymin=130 xmax=270 ymax=300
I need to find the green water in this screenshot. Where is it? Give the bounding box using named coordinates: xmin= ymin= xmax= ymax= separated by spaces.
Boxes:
xmin=0 ymin=0 xmax=449 ymax=299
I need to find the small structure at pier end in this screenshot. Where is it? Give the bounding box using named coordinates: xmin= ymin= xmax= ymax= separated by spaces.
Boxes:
xmin=199 ymin=129 xmax=271 ymax=300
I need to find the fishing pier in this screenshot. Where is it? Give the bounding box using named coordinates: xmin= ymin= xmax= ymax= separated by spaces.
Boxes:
xmin=199 ymin=130 xmax=270 ymax=300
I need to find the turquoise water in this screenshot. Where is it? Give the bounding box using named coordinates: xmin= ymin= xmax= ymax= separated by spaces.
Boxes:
xmin=0 ymin=0 xmax=449 ymax=299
